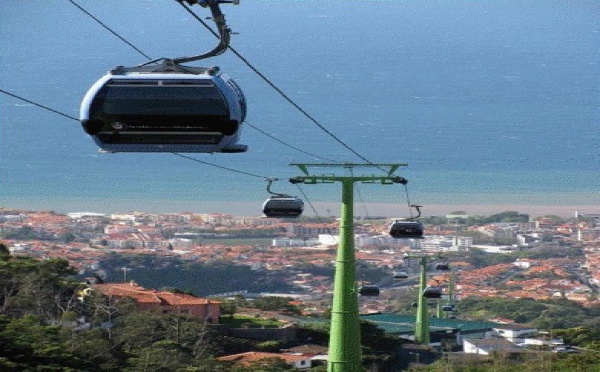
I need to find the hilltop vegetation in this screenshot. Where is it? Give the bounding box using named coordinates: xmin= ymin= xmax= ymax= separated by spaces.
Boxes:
xmin=99 ymin=253 xmax=298 ymax=296
xmin=458 ymin=297 xmax=600 ymax=331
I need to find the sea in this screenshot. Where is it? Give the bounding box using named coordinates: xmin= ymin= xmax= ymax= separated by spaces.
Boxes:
xmin=0 ymin=0 xmax=598 ymax=218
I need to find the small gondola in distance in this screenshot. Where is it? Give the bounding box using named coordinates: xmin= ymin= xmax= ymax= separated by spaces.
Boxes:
xmin=359 ymin=285 xmax=380 ymax=297
xmin=392 ymin=271 xmax=409 ymax=280
xmin=262 ymin=195 xmax=304 ymax=218
xmin=435 ymin=262 xmax=450 ymax=271
xmin=80 ymin=63 xmax=247 ymax=153
xmin=423 ymin=286 xmax=443 ymax=299
xmin=389 ymin=219 xmax=424 ymax=239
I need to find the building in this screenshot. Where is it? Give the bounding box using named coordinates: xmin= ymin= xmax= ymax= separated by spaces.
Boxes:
xmin=217 ymin=351 xmax=313 ymax=370
xmin=91 ymin=282 xmax=220 ymax=323
xmin=360 ymin=314 xmax=499 ymax=345
xmin=463 ymin=338 xmax=526 ymax=355
xmin=453 ymin=236 xmax=473 ymax=250
xmin=491 ymin=324 xmax=538 ymax=342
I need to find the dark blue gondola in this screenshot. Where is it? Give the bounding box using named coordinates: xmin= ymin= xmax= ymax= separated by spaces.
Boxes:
xmin=359 ymin=285 xmax=380 ymax=297
xmin=389 ymin=204 xmax=424 ymax=239
xmin=262 ymin=196 xmax=304 ymax=218
xmin=262 ymin=178 xmax=304 ymax=218
xmin=423 ymin=286 xmax=443 ymax=299
xmin=80 ymin=63 xmax=247 ymax=153
xmin=442 ymin=305 xmax=455 ymax=312
xmin=393 ymin=271 xmax=409 ymax=279
xmin=389 ymin=220 xmax=424 ymax=239
xmin=79 ymin=0 xmax=246 ymax=153
xmin=435 ymin=262 xmax=450 ymax=271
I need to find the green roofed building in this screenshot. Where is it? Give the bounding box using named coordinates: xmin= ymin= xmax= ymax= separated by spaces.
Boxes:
xmin=361 ymin=313 xmax=501 ymax=345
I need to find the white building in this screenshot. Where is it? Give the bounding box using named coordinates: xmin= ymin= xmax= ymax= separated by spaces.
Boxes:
xmin=463 ymin=338 xmax=524 ymax=355
xmin=67 ymin=212 xmax=106 ymax=219
xmin=453 ymin=236 xmax=473 ymax=249
xmin=272 ymin=238 xmax=320 ymax=247
xmin=491 ymin=324 xmax=538 ymax=342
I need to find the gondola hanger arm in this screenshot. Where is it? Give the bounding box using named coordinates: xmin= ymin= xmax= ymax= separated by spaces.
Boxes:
xmin=174 ymin=0 xmax=239 ymax=64
xmin=410 ymin=204 xmax=422 ymax=219
xmin=265 ymin=178 xmax=287 ymax=197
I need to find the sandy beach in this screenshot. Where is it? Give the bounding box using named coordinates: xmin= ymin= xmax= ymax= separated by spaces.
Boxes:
xmin=2 ymin=197 xmax=597 ymax=219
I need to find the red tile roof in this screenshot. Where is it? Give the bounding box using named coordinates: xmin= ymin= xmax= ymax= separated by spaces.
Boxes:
xmin=218 ymin=351 xmax=310 ymax=364
xmin=91 ymin=283 xmax=218 ymax=305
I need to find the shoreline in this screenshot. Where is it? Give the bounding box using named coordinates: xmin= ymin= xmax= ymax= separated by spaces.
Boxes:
xmin=1 ymin=199 xmax=598 ymax=218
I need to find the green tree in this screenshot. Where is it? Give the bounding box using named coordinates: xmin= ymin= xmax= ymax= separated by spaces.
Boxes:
xmin=220 ymin=298 xmax=238 ymax=318
xmin=458 ymin=248 xmax=515 ymax=268
xmin=126 ymin=340 xmax=194 ymax=372
xmin=63 ymin=327 xmax=124 ymax=371
xmin=0 ymin=242 xmax=9 ymax=260
xmin=253 ymin=296 xmax=301 ymax=315
xmin=6 ymin=258 xmax=80 ymax=322
xmin=487 ymin=211 xmax=530 ymax=223
xmin=256 ymin=340 xmax=282 ymax=352
xmin=0 ymin=256 xmax=80 ymax=322
xmin=0 ymin=315 xmax=90 ymax=370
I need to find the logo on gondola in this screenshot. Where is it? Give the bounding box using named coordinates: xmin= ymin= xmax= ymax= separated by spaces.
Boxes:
xmin=111 ymin=122 xmax=127 ymax=130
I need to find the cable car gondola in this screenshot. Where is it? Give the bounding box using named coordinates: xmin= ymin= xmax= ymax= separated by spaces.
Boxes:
xmin=80 ymin=63 xmax=247 ymax=153
xmin=423 ymin=286 xmax=443 ymax=299
xmin=80 ymin=0 xmax=247 ymax=153
xmin=435 ymin=262 xmax=450 ymax=271
xmin=262 ymin=178 xmax=304 ymax=218
xmin=392 ymin=271 xmax=409 ymax=280
xmin=262 ymin=196 xmax=304 ymax=218
xmin=389 ymin=204 xmax=425 ymax=239
xmin=389 ymin=220 xmax=424 ymax=239
xmin=359 ymin=285 xmax=380 ymax=297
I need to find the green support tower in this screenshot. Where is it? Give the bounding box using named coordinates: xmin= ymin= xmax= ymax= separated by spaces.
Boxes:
xmin=405 ymin=254 xmax=444 ymax=345
xmin=446 ymin=268 xmax=456 ymax=318
xmin=290 ymin=163 xmax=407 ymax=372
xmin=415 ymin=256 xmax=431 ymax=345
xmin=436 ymin=299 xmax=443 ymax=319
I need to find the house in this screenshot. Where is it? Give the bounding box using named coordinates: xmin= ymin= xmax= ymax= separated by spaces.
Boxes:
xmin=217 ymin=351 xmax=313 ymax=370
xmin=463 ymin=338 xmax=525 ymax=355
xmin=491 ymin=324 xmax=538 ymax=342
xmin=91 ymin=282 xmax=220 ymax=323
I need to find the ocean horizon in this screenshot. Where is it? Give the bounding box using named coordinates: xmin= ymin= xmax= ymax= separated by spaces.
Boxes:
xmin=1 ymin=0 xmax=598 ymax=218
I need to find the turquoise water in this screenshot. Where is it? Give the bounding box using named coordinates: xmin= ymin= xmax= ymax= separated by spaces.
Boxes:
xmin=0 ymin=0 xmax=598 ymax=215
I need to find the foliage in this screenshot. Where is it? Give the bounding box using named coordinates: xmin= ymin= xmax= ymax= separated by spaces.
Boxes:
xmin=515 ymin=245 xmax=584 ymax=260
xmin=446 ymin=249 xmax=515 ymax=269
xmin=219 ymin=298 xmax=238 ymax=318
xmin=361 ymin=320 xmax=403 ymax=364
xmin=0 ymin=315 xmax=91 ymax=370
xmin=98 ymin=253 xmax=298 ymax=296
xmin=458 ymin=297 xmax=599 ymax=328
xmin=219 ymin=315 xmax=282 ymax=328
xmin=555 ymin=325 xmax=600 ymax=348
xmin=0 ymin=242 xmax=9 ymax=259
xmin=256 ymin=340 xmax=283 ymax=351
xmin=252 ymin=296 xmax=302 ymax=315
xmin=0 ymin=255 xmax=80 ymax=322
xmin=416 ymin=348 xmax=600 ymax=372
xmin=421 ymin=211 xmax=530 ymax=226
xmin=1 ymin=226 xmax=38 ymax=240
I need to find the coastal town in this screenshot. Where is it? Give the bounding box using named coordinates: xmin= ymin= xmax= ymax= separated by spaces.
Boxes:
xmin=2 ymin=207 xmax=599 ymax=312
xmin=2 ymin=206 xmax=600 ymax=370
